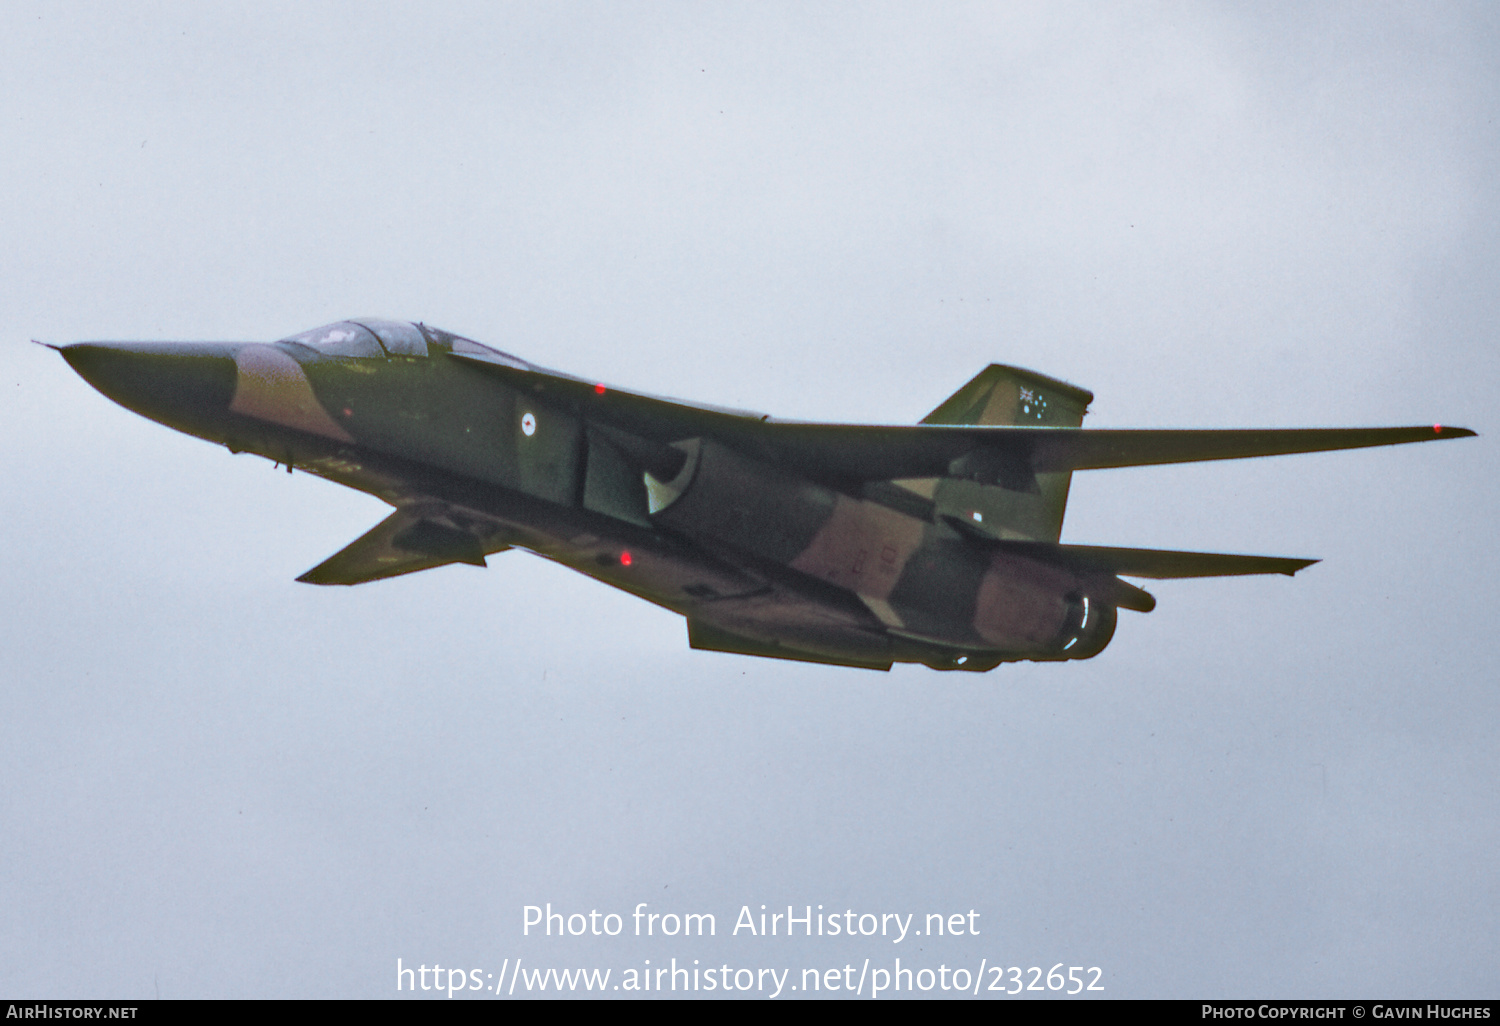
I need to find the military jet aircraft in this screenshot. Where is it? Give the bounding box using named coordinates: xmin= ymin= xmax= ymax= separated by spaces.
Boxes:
xmin=53 ymin=318 xmax=1474 ymax=671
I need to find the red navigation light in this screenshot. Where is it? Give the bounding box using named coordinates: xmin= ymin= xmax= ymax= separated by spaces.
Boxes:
xmin=1434 ymin=424 xmax=1442 ymax=433
xmin=595 ymin=383 xmax=607 ymax=395
xmin=620 ymin=551 xmax=632 ymax=567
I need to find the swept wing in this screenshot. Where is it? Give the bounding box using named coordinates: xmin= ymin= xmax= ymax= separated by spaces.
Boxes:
xmin=449 ymin=353 xmax=1474 ymax=483
xmin=298 ymin=503 xmax=517 ymax=585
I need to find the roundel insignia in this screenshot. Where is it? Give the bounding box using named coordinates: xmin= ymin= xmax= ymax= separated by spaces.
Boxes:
xmin=521 ymin=412 xmax=536 ymax=436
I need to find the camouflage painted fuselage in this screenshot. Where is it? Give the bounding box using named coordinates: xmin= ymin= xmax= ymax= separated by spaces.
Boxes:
xmin=58 ymin=319 xmax=1471 ymax=671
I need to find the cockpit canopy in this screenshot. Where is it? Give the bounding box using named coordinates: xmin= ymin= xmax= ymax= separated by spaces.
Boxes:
xmin=279 ymin=319 xmax=427 ymax=358
xmin=278 ymin=318 xmax=527 ymax=366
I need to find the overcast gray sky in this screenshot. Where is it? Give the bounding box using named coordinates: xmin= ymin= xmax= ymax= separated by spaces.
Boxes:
xmin=1 ymin=1 xmax=1495 ymax=999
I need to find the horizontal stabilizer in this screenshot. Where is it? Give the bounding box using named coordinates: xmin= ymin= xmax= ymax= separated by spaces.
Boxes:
xmin=997 ymin=541 xmax=1318 ymax=579
xmin=298 ymin=504 xmax=516 ymax=586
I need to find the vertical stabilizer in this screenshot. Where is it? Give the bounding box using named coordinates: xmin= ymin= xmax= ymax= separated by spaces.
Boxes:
xmin=919 ymin=365 xmax=1093 ymax=541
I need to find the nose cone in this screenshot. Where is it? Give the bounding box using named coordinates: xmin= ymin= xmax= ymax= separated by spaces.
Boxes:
xmin=61 ymin=341 xmax=240 ymax=438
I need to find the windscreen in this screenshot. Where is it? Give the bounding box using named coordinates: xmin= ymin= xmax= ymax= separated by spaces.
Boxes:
xmin=279 ymin=321 xmax=385 ymax=358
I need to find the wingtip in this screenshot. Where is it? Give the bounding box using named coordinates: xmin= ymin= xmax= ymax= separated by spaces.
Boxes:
xmin=1285 ymin=558 xmax=1321 ymax=576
